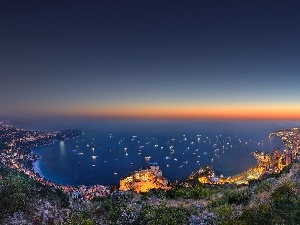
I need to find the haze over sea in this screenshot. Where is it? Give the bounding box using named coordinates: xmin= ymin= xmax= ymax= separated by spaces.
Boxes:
xmin=12 ymin=119 xmax=300 ymax=186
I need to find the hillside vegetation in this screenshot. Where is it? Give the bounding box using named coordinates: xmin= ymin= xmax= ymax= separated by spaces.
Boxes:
xmin=0 ymin=162 xmax=300 ymax=224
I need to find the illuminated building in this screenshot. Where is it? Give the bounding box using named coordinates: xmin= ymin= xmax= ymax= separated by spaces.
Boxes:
xmin=119 ymin=163 xmax=170 ymax=193
xmin=284 ymin=149 xmax=293 ymax=165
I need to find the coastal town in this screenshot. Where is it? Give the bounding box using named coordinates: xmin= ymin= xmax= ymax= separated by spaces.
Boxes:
xmin=186 ymin=127 xmax=300 ymax=186
xmin=0 ymin=121 xmax=109 ymax=200
xmin=117 ymin=127 xmax=300 ymax=192
xmin=1 ymin=120 xmax=300 ymax=198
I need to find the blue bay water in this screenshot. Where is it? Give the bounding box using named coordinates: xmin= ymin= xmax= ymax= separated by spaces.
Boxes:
xmin=14 ymin=119 xmax=300 ymax=186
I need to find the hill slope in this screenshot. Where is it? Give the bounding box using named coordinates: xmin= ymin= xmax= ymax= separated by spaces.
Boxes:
xmin=1 ymin=161 xmax=300 ymax=224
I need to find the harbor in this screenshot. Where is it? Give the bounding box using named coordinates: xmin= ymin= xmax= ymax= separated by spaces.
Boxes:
xmin=1 ymin=120 xmax=300 ymax=197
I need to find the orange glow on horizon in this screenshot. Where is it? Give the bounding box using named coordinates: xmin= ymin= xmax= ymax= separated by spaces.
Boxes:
xmin=31 ymin=103 xmax=300 ymax=120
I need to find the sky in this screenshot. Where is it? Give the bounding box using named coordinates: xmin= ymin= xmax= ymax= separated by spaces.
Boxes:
xmin=1 ymin=0 xmax=300 ymax=120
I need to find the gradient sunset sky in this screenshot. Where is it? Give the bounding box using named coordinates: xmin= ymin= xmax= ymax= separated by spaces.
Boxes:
xmin=1 ymin=1 xmax=300 ymax=120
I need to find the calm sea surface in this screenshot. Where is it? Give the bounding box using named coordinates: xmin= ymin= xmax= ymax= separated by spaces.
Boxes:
xmin=13 ymin=119 xmax=300 ymax=186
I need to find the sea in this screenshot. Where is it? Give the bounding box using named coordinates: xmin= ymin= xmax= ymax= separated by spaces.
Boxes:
xmin=12 ymin=119 xmax=300 ymax=186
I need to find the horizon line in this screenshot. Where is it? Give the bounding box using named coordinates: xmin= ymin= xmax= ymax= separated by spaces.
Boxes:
xmin=2 ymin=114 xmax=300 ymax=122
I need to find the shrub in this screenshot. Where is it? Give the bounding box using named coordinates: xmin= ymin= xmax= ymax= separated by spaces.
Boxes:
xmin=238 ymin=204 xmax=277 ymax=225
xmin=215 ymin=204 xmax=234 ymax=220
xmin=0 ymin=165 xmax=70 ymax=221
xmin=166 ymin=184 xmax=220 ymax=199
xmin=144 ymin=188 xmax=166 ymax=199
xmin=271 ymin=182 xmax=300 ymax=224
xmin=135 ymin=203 xmax=190 ymax=225
xmin=0 ymin=175 xmax=33 ymax=217
xmin=253 ymin=180 xmax=272 ymax=194
xmin=208 ymin=189 xmax=250 ymax=208
xmin=69 ymin=211 xmax=95 ymax=225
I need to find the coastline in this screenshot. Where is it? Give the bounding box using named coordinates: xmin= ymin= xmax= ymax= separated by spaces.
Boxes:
xmin=27 ymin=121 xmax=287 ymax=186
xmin=2 ymin=120 xmax=299 ymax=197
xmin=32 ymin=158 xmax=45 ymax=179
